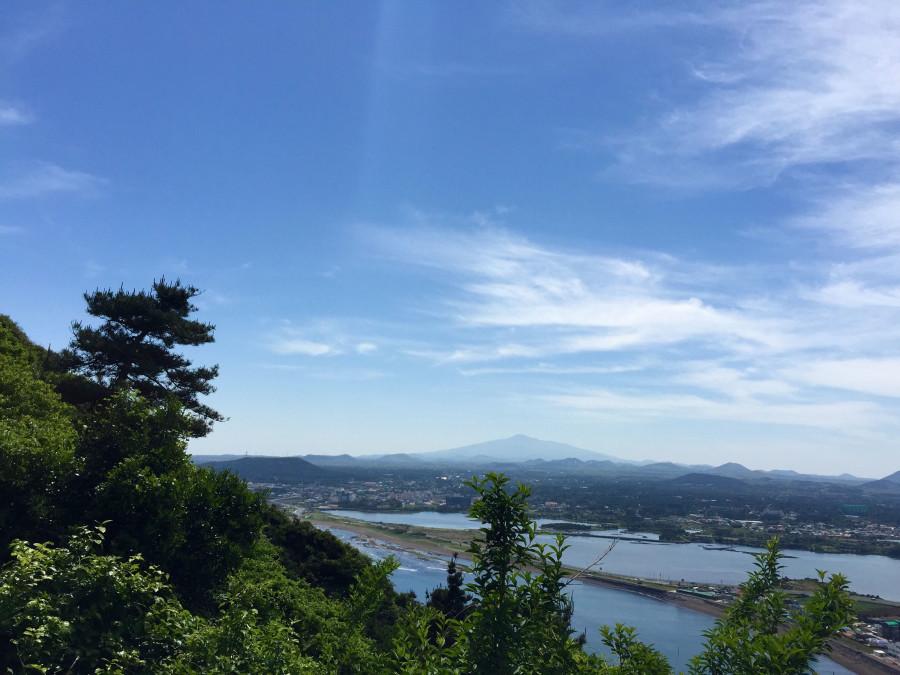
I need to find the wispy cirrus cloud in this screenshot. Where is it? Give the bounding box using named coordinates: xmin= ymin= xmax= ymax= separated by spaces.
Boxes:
xmin=0 ymin=161 xmax=105 ymax=199
xmin=367 ymin=223 xmax=797 ymax=360
xmin=806 ymin=279 xmax=900 ymax=309
xmin=266 ymin=321 xmax=380 ymax=359
xmin=677 ymin=365 xmax=798 ymax=400
xmin=0 ymin=3 xmax=66 ymax=64
xmin=533 ymin=1 xmax=900 ymax=188
xmin=793 ymin=182 xmax=900 ymax=252
xmin=355 ymin=342 xmax=378 ymax=354
xmin=648 ymin=1 xmax=900 ymax=183
xmin=458 ymin=363 xmax=646 ymax=377
xmin=364 ymin=218 xmax=900 ymax=437
xmin=544 ymin=388 xmax=888 ymax=435
xmin=782 ymin=358 xmax=900 ymax=399
xmin=789 ymin=181 xmax=900 ymax=316
xmin=516 ymin=0 xmax=900 ymax=384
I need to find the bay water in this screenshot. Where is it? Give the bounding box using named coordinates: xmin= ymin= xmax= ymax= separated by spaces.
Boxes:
xmin=326 ymin=522 xmax=854 ymax=673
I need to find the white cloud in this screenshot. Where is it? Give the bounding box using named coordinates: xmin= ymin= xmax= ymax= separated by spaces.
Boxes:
xmin=784 ymin=358 xmax=900 ymax=398
xmin=545 ymin=388 xmax=886 ymax=435
xmin=267 ymin=322 xmax=384 ymax=359
xmin=791 ymin=182 xmax=900 ymax=316
xmin=540 ymin=1 xmax=900 ymax=187
xmin=663 ymin=1 xmax=900 ymax=173
xmin=678 ymin=366 xmax=798 ymax=399
xmin=406 ymin=343 xmax=543 ymax=364
xmin=369 ymin=224 xmax=796 ymax=361
xmin=192 ymin=291 xmax=232 ymax=311
xmin=0 ymin=161 xmax=105 ymax=199
xmin=270 ymin=338 xmax=337 ymax=357
xmin=363 ymin=217 xmax=900 ymax=447
xmin=807 ymin=279 xmax=900 ymax=308
xmin=795 ymin=181 xmax=900 ymax=251
xmin=458 ymin=363 xmax=646 ymax=377
xmin=0 ymin=103 xmax=32 ymax=126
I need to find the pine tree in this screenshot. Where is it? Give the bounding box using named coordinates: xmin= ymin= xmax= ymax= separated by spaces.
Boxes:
xmin=66 ymin=278 xmax=222 ymax=436
xmin=427 ymin=553 xmax=471 ymax=619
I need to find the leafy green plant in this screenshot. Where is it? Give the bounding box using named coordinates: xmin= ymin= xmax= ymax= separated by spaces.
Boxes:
xmin=389 ymin=474 xmax=853 ymax=675
xmin=690 ymin=539 xmax=854 ymax=674
xmin=462 ymin=473 xmax=582 ymax=674
xmin=74 ymin=390 xmax=265 ymax=612
xmin=391 ymin=606 xmax=464 ymax=675
xmin=0 ymin=525 xmax=197 ymax=673
xmin=0 ymin=318 xmax=78 ymax=556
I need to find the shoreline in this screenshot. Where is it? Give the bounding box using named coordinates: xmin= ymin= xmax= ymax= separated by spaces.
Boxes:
xmin=311 ymin=513 xmax=731 ymax=618
xmin=309 ymin=512 xmax=899 ymax=675
xmin=308 ymin=507 xmax=900 ymax=561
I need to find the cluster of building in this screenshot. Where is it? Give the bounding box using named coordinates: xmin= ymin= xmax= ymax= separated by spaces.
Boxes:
xmin=673 ymin=583 xmax=738 ymax=605
xmin=671 ymin=584 xmax=900 ymax=668
xmin=755 ymin=519 xmax=899 ymax=541
xmin=843 ymin=618 xmax=900 ymax=665
xmin=263 ymin=476 xmax=474 ymax=511
xmin=679 ymin=513 xmax=899 ymax=543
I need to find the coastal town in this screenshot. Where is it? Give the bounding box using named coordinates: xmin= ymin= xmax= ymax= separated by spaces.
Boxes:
xmin=261 ymin=471 xmax=900 ymax=559
xmin=256 ymin=471 xmax=900 ymax=672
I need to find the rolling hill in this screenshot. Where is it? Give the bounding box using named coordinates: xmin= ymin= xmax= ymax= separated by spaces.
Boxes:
xmin=862 ymin=470 xmax=900 ymax=493
xmin=201 ymin=456 xmax=326 ymax=482
xmin=668 ymin=473 xmax=749 ymax=490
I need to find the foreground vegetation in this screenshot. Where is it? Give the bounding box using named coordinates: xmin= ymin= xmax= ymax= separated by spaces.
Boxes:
xmin=0 ymin=281 xmax=855 ymax=672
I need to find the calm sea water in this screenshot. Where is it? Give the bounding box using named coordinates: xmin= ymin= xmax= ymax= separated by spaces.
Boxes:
xmin=326 ymin=509 xmax=900 ymax=601
xmin=327 ymin=526 xmax=852 ymax=674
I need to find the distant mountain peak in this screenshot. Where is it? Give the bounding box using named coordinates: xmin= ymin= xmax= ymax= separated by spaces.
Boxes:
xmin=707 ymin=462 xmax=755 ymax=478
xmin=417 ymin=434 xmax=629 ymax=464
xmin=378 ymin=453 xmax=424 ymax=462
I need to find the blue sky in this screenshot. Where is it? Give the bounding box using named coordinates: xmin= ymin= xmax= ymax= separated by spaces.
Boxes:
xmin=3 ymin=1 xmax=900 ymax=476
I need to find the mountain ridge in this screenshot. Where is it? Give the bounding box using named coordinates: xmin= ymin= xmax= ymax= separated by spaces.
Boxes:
xmin=862 ymin=470 xmax=900 ymax=493
xmin=191 ymin=434 xmax=881 ymax=483
xmin=413 ymin=434 xmax=632 ymax=464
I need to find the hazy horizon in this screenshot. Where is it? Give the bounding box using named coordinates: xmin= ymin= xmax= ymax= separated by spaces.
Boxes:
xmin=188 ymin=433 xmax=884 ymax=479
xmin=5 ymin=2 xmax=900 ymax=475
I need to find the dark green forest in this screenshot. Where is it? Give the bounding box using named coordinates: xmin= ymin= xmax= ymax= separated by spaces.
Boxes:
xmin=0 ymin=281 xmax=855 ymax=673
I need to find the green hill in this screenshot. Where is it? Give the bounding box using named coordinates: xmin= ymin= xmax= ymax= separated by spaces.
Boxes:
xmin=202 ymin=455 xmax=327 ymax=482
